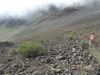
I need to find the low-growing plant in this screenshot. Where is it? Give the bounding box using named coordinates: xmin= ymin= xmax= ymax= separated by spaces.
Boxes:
xmin=68 ymin=34 xmax=73 ymax=40
xmin=47 ymin=40 xmax=55 ymax=46
xmin=16 ymin=41 xmax=44 ymax=58
xmin=9 ymin=49 xmax=17 ymax=55
xmin=38 ymin=38 xmax=44 ymax=43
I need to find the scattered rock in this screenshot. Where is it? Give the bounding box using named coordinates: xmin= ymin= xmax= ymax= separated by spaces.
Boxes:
xmin=0 ymin=41 xmax=14 ymax=47
xmin=0 ymin=37 xmax=99 ymax=75
xmin=55 ymin=69 xmax=62 ymax=73
xmin=32 ymin=71 xmax=42 ymax=75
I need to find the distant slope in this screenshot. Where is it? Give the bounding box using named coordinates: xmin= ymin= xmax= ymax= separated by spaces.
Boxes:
xmin=0 ymin=6 xmax=80 ymax=28
xmin=0 ymin=4 xmax=100 ymax=42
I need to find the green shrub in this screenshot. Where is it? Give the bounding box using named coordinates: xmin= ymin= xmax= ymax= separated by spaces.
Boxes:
xmin=68 ymin=34 xmax=73 ymax=40
xmin=17 ymin=41 xmax=44 ymax=58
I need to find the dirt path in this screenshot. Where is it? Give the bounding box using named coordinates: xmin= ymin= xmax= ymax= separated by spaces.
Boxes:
xmin=85 ymin=39 xmax=100 ymax=64
xmin=89 ymin=47 xmax=100 ymax=64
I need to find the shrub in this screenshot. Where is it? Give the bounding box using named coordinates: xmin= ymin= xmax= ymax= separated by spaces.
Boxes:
xmin=68 ymin=34 xmax=73 ymax=40
xmin=17 ymin=41 xmax=44 ymax=58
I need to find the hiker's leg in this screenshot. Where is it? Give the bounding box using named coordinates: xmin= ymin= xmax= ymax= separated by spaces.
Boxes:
xmin=91 ymin=40 xmax=93 ymax=47
xmin=89 ymin=39 xmax=92 ymax=46
xmin=92 ymin=40 xmax=96 ymax=47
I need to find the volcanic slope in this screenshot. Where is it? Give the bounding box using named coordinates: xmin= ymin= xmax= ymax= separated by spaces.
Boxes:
xmin=0 ymin=3 xmax=100 ymax=75
xmin=0 ymin=4 xmax=100 ymax=42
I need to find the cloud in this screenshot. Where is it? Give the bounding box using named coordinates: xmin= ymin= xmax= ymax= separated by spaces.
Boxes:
xmin=0 ymin=0 xmax=99 ymax=16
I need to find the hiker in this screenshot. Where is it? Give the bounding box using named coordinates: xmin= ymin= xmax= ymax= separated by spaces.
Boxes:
xmin=89 ymin=32 xmax=96 ymax=47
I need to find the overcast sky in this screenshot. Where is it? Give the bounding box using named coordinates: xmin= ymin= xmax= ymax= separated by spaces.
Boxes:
xmin=0 ymin=0 xmax=98 ymax=16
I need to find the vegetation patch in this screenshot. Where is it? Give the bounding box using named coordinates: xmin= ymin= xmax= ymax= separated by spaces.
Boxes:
xmin=67 ymin=34 xmax=73 ymax=40
xmin=9 ymin=49 xmax=17 ymax=55
xmin=17 ymin=41 xmax=44 ymax=58
xmin=46 ymin=40 xmax=55 ymax=46
xmin=0 ymin=27 xmax=14 ymax=32
xmin=38 ymin=38 xmax=45 ymax=43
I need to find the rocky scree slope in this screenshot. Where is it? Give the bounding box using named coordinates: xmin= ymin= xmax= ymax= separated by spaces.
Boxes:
xmin=0 ymin=37 xmax=100 ymax=75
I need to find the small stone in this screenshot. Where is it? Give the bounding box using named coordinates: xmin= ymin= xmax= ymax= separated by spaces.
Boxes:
xmin=55 ymin=69 xmax=62 ymax=73
xmin=72 ymin=48 xmax=76 ymax=53
xmin=49 ymin=71 xmax=55 ymax=75
xmin=65 ymin=69 xmax=69 ymax=73
xmin=51 ymin=68 xmax=56 ymax=71
xmin=45 ymin=58 xmax=52 ymax=63
xmin=72 ymin=65 xmax=76 ymax=70
xmin=78 ymin=56 xmax=82 ymax=60
xmin=53 ymin=63 xmax=58 ymax=68
xmin=73 ymin=53 xmax=77 ymax=56
xmin=32 ymin=71 xmax=42 ymax=75
xmin=56 ymin=55 xmax=65 ymax=60
xmin=19 ymin=72 xmax=23 ymax=75
xmin=12 ymin=63 xmax=19 ymax=68
xmin=26 ymin=58 xmax=29 ymax=61
xmin=88 ymin=54 xmax=92 ymax=57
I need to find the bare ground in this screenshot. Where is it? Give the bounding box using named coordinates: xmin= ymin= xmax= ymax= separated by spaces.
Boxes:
xmin=89 ymin=47 xmax=100 ymax=64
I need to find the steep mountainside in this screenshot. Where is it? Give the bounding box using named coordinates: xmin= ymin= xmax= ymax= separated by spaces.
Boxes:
xmin=0 ymin=4 xmax=100 ymax=42
xmin=0 ymin=3 xmax=100 ymax=75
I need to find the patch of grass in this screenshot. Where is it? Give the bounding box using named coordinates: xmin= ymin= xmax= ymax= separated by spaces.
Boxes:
xmin=68 ymin=34 xmax=73 ymax=40
xmin=46 ymin=40 xmax=55 ymax=46
xmin=16 ymin=41 xmax=44 ymax=58
xmin=38 ymin=38 xmax=45 ymax=43
xmin=9 ymin=49 xmax=17 ymax=55
xmin=0 ymin=27 xmax=14 ymax=32
xmin=85 ymin=27 xmax=91 ymax=32
xmin=72 ymin=32 xmax=77 ymax=35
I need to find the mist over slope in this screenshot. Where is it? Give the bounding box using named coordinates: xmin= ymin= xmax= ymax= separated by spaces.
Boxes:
xmin=0 ymin=4 xmax=81 ymax=28
xmin=0 ymin=0 xmax=99 ymax=27
xmin=0 ymin=2 xmax=100 ymax=42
